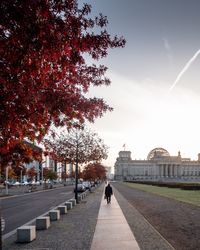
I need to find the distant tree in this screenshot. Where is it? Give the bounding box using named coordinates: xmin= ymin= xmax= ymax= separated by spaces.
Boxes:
xmin=45 ymin=127 xmax=108 ymax=200
xmin=44 ymin=128 xmax=108 ymax=166
xmin=42 ymin=167 xmax=49 ymax=182
xmin=8 ymin=167 xmax=17 ymax=180
xmin=43 ymin=167 xmax=57 ymax=181
xmin=0 ymin=0 xmax=125 ymax=170
xmin=27 ymin=167 xmax=37 ymax=181
xmin=46 ymin=169 xmax=58 ymax=181
xmin=13 ymin=165 xmax=26 ymax=181
xmin=82 ymin=162 xmax=107 ymax=181
xmin=61 ymin=171 xmax=68 ymax=182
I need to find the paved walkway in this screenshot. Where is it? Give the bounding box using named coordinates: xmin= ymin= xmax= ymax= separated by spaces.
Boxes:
xmin=90 ymin=194 xmax=140 ymax=250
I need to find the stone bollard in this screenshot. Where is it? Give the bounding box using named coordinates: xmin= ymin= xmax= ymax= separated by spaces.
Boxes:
xmin=78 ymin=195 xmax=82 ymax=202
xmin=49 ymin=210 xmax=60 ymax=221
xmin=17 ymin=225 xmax=36 ymax=243
xmin=36 ymin=216 xmax=50 ymax=230
xmin=69 ymin=199 xmax=76 ymax=207
xmin=57 ymin=206 xmax=67 ymax=215
xmin=65 ymin=201 xmax=73 ymax=210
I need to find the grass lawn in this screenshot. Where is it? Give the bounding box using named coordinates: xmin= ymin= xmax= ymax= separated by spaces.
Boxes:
xmin=124 ymin=182 xmax=200 ymax=207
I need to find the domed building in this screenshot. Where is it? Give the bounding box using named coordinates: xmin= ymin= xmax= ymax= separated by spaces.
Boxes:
xmin=114 ymin=148 xmax=200 ymax=181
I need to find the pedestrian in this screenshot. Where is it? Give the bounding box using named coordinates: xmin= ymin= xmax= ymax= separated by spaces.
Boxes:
xmin=105 ymin=183 xmax=113 ymax=204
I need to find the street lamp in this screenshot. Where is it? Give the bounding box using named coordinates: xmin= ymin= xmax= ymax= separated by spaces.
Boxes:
xmin=39 ymin=161 xmax=46 ymax=186
xmin=5 ymin=162 xmax=12 ymax=195
xmin=18 ymin=166 xmax=23 ymax=184
xmin=75 ymin=145 xmax=78 ymax=203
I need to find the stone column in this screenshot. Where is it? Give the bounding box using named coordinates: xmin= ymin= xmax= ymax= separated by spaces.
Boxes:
xmin=172 ymin=164 xmax=175 ymax=178
xmin=164 ymin=164 xmax=167 ymax=177
xmin=174 ymin=165 xmax=178 ymax=178
xmin=166 ymin=165 xmax=169 ymax=177
xmin=169 ymin=165 xmax=172 ymax=177
xmin=177 ymin=165 xmax=180 ymax=177
xmin=171 ymin=164 xmax=173 ymax=177
xmin=160 ymin=165 xmax=163 ymax=177
xmin=160 ymin=164 xmax=163 ymax=178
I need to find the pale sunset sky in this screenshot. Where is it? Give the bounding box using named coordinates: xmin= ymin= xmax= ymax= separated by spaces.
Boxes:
xmin=82 ymin=0 xmax=200 ymax=170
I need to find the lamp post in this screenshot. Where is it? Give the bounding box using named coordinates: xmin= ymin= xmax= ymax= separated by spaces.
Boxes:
xmin=75 ymin=145 xmax=78 ymax=203
xmin=18 ymin=166 xmax=23 ymax=184
xmin=5 ymin=162 xmax=12 ymax=195
xmin=5 ymin=166 xmax=8 ymax=195
xmin=39 ymin=161 xmax=46 ymax=187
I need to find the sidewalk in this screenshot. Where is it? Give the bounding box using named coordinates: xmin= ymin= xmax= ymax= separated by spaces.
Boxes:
xmin=90 ymin=194 xmax=140 ymax=250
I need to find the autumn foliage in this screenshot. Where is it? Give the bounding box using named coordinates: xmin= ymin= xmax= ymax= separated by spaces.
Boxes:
xmin=0 ymin=140 xmax=42 ymax=172
xmin=27 ymin=167 xmax=37 ymax=181
xmin=43 ymin=167 xmax=58 ymax=181
xmin=44 ymin=128 xmax=108 ymax=165
xmin=82 ymin=162 xmax=107 ymax=181
xmin=0 ymin=0 xmax=125 ymax=169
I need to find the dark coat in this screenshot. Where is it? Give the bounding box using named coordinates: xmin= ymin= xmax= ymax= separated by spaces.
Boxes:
xmin=105 ymin=184 xmax=113 ymax=197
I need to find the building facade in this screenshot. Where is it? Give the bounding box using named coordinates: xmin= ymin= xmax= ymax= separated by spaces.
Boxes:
xmin=114 ymin=148 xmax=200 ymax=182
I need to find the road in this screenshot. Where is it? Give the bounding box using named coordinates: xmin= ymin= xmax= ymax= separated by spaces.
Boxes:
xmin=0 ymin=185 xmax=74 ymax=235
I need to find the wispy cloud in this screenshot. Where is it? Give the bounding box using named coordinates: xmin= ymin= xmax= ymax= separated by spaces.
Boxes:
xmin=170 ymin=49 xmax=200 ymax=91
xmin=163 ymin=38 xmax=171 ymax=51
xmin=163 ymin=38 xmax=173 ymax=66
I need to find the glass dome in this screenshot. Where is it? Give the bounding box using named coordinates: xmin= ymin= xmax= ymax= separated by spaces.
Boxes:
xmin=147 ymin=147 xmax=170 ymax=160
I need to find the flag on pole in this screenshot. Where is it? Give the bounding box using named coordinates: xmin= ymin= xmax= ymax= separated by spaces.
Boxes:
xmin=123 ymin=144 xmax=126 ymax=151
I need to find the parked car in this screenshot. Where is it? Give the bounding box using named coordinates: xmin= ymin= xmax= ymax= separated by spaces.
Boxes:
xmin=90 ymin=181 xmax=95 ymax=187
xmin=31 ymin=181 xmax=40 ymax=185
xmin=13 ymin=181 xmax=20 ymax=186
xmin=82 ymin=181 xmax=91 ymax=191
xmin=4 ymin=181 xmax=13 ymax=188
xmin=21 ymin=181 xmax=29 ymax=185
xmin=74 ymin=183 xmax=86 ymax=193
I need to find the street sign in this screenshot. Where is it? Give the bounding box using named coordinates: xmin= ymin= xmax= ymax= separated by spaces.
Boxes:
xmin=1 ymin=218 xmax=5 ymax=232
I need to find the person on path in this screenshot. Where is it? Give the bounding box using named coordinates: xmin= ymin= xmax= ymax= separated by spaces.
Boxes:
xmin=105 ymin=183 xmax=113 ymax=204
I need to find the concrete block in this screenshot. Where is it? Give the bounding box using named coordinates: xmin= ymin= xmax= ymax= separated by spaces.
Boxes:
xmin=17 ymin=225 xmax=36 ymax=243
xmin=78 ymin=195 xmax=82 ymax=202
xmin=69 ymin=199 xmax=76 ymax=207
xmin=36 ymin=216 xmax=50 ymax=230
xmin=57 ymin=206 xmax=67 ymax=214
xmin=65 ymin=201 xmax=72 ymax=210
xmin=49 ymin=210 xmax=60 ymax=221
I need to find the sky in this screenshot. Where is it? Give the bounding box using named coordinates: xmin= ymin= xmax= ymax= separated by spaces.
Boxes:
xmin=82 ymin=0 xmax=200 ymax=170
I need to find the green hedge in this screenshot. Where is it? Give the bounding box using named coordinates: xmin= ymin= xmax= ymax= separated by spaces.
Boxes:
xmin=125 ymin=180 xmax=200 ymax=190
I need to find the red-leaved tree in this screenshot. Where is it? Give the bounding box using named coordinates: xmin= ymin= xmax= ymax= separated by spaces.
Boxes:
xmin=27 ymin=167 xmax=37 ymax=181
xmin=0 ymin=0 xmax=125 ymax=170
xmin=82 ymin=162 xmax=107 ymax=181
xmin=0 ymin=140 xmax=42 ymax=175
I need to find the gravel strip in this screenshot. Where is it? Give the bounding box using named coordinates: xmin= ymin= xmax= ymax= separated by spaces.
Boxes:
xmin=113 ymin=185 xmax=174 ymax=250
xmin=3 ymin=185 xmax=103 ymax=250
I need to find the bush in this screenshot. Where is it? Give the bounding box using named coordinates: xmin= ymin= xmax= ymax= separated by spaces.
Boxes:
xmin=125 ymin=180 xmax=200 ymax=190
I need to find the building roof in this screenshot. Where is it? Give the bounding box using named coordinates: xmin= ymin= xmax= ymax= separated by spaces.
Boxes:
xmin=147 ymin=147 xmax=170 ymax=160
